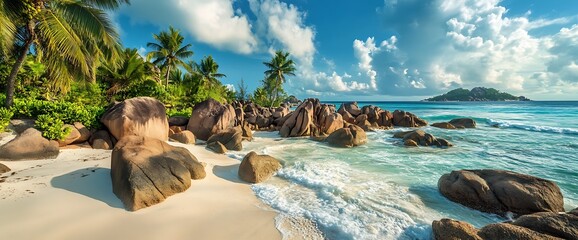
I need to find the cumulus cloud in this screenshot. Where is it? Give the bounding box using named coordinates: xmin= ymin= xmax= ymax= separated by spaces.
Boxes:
xmin=358 ymin=0 xmax=578 ymax=97
xmin=119 ymin=0 xmax=257 ymax=54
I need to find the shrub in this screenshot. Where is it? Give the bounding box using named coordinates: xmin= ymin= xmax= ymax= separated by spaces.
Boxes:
xmin=0 ymin=107 xmax=13 ymax=132
xmin=35 ymin=114 xmax=72 ymax=140
xmin=167 ymin=107 xmax=192 ymax=118
xmin=11 ymin=97 xmax=104 ymax=129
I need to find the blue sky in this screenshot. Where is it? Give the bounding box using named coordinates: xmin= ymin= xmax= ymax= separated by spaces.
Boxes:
xmin=114 ymin=0 xmax=578 ymax=100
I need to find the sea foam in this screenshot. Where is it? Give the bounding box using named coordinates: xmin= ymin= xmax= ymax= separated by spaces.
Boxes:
xmin=486 ymin=119 xmax=578 ymax=135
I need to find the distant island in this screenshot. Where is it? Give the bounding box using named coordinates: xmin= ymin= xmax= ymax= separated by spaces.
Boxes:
xmin=424 ymin=87 xmax=531 ymax=101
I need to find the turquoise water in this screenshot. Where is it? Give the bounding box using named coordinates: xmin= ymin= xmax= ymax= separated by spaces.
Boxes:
xmin=234 ymin=101 xmax=578 ymax=240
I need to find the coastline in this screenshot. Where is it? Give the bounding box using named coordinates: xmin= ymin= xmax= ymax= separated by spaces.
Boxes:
xmin=0 ymin=134 xmax=284 ymax=240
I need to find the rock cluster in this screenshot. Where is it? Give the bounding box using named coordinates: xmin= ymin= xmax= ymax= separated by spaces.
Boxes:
xmin=393 ymin=130 xmax=452 ymax=147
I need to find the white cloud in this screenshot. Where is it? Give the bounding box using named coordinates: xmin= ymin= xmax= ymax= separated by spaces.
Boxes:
xmin=119 ymin=0 xmax=257 ymax=54
xmin=225 ymin=84 xmax=236 ymax=92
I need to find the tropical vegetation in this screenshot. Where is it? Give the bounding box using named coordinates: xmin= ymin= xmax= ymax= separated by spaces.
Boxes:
xmin=425 ymin=87 xmax=531 ymax=101
xmin=0 ymin=1 xmax=298 ymax=139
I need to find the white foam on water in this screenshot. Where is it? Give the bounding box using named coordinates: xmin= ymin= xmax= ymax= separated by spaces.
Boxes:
xmin=486 ymin=119 xmax=578 ymax=135
xmin=252 ymin=160 xmax=436 ymax=240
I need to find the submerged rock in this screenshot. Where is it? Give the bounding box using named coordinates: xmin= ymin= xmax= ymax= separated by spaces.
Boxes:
xmin=449 ymin=118 xmax=477 ymax=128
xmin=101 ymin=97 xmax=169 ymax=141
xmin=238 ymin=151 xmax=282 ymax=183
xmin=111 ymin=136 xmax=205 ymax=211
xmin=432 ymin=218 xmax=482 ymax=240
xmin=512 ymin=211 xmax=578 ymax=239
xmin=393 ymin=130 xmax=453 ymax=147
xmin=431 ymin=122 xmax=457 ymax=129
xmin=438 ymin=169 xmax=564 ymax=216
xmin=0 ymin=128 xmax=59 ymax=160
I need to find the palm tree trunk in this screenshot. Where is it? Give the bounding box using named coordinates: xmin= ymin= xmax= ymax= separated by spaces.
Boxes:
xmin=5 ymin=21 xmax=35 ymax=108
xmin=165 ymin=65 xmax=171 ymax=88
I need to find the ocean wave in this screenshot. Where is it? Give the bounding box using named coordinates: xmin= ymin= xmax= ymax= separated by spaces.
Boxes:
xmin=485 ymin=119 xmax=578 ymax=135
xmin=252 ymin=161 xmax=433 ymax=240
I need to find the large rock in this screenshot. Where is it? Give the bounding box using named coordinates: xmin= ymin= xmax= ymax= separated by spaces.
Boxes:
xmin=170 ymin=130 xmax=196 ymax=145
xmin=168 ymin=116 xmax=189 ymax=126
xmin=0 ymin=163 xmax=10 ymax=174
xmin=393 ymin=130 xmax=453 ymax=147
xmin=206 ymin=141 xmax=227 ymax=154
xmin=392 ymin=110 xmax=428 ymax=127
xmin=187 ymin=98 xmax=235 ymax=141
xmin=0 ymin=128 xmax=59 ymax=160
xmin=338 ymin=102 xmax=362 ymax=117
xmin=280 ymin=100 xmax=314 ymax=138
xmin=206 ymin=127 xmax=243 ymax=151
xmin=432 ymin=219 xmax=482 ymax=240
xmin=241 ymin=122 xmax=253 ymax=141
xmin=478 ymin=223 xmax=562 ymax=240
xmin=326 ymin=125 xmax=367 ymax=148
xmin=512 ymin=211 xmax=578 ymax=239
xmin=89 ymin=130 xmax=114 ymax=150
xmin=321 ymin=113 xmax=344 ymax=135
xmin=238 ymin=151 xmax=282 ymax=183
xmin=431 ymin=122 xmax=457 ymax=129
xmin=57 ymin=124 xmax=81 ymax=147
xmin=438 ymin=170 xmax=564 ymax=215
xmin=72 ymin=122 xmax=91 ymax=144
xmin=377 ymin=110 xmax=393 ymax=128
xmin=8 ymin=119 xmax=35 ymax=134
xmin=111 ymin=136 xmax=206 ymax=211
xmin=449 ymin=118 xmax=477 ymax=128
xmin=101 ymin=97 xmax=169 ymax=141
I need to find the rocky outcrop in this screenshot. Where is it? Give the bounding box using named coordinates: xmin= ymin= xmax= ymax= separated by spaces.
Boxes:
xmin=238 ymin=151 xmax=282 ymax=183
xmin=0 ymin=163 xmax=10 ymax=174
xmin=206 ymin=127 xmax=243 ymax=151
xmin=512 ymin=211 xmax=578 ymax=239
xmin=438 ymin=170 xmax=564 ymax=215
xmin=377 ymin=110 xmax=394 ymax=128
xmin=321 ymin=113 xmax=344 ymax=135
xmin=206 ymin=141 xmax=227 ymax=154
xmin=0 ymin=128 xmax=59 ymax=160
xmin=393 ymin=130 xmax=453 ymax=147
xmin=431 ymin=122 xmax=457 ymax=129
xmin=111 ymin=136 xmax=205 ymax=211
xmin=326 ymin=125 xmax=367 ymax=148
xmin=449 ymin=118 xmax=477 ymax=128
xmin=187 ymin=98 xmax=235 ymax=141
xmin=432 ymin=218 xmax=564 ymax=240
xmin=168 ymin=116 xmax=189 ymax=126
xmin=170 ymin=130 xmax=196 ymax=145
xmin=57 ymin=124 xmax=81 ymax=147
xmin=280 ymin=100 xmax=314 ymax=137
xmin=72 ymin=122 xmax=91 ymax=144
xmin=89 ymin=130 xmax=114 ymax=150
xmin=392 ymin=110 xmax=428 ymax=127
xmin=101 ymin=97 xmax=169 ymax=141
xmin=338 ymin=102 xmax=361 ymax=117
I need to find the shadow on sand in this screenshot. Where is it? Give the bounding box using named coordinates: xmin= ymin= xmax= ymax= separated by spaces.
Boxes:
xmin=51 ymin=167 xmax=124 ymax=209
xmin=212 ymin=164 xmax=248 ymax=184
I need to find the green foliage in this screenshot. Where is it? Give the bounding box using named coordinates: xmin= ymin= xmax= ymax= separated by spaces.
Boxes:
xmin=262 ymin=50 xmax=296 ymax=107
xmin=35 ymin=114 xmax=72 ymax=141
xmin=147 ymin=26 xmax=194 ymax=86
xmin=116 ymin=79 xmax=169 ymax=102
xmin=65 ymin=81 xmax=108 ymax=106
xmin=425 ymin=87 xmax=524 ymax=101
xmin=167 ymin=107 xmax=192 ymax=118
xmin=12 ymin=97 xmax=104 ymax=129
xmin=0 ymin=107 xmax=13 ymax=132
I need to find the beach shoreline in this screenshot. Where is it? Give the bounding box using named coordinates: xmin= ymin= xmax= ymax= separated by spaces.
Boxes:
xmin=0 ymin=135 xmax=288 ymax=240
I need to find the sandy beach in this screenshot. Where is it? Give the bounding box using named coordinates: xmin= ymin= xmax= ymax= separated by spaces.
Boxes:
xmin=0 ymin=133 xmax=283 ymax=240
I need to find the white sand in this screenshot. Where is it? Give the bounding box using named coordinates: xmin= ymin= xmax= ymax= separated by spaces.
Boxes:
xmin=0 ymin=139 xmax=283 ymax=240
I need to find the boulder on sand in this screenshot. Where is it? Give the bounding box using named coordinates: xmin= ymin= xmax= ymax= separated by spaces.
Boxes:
xmin=238 ymin=151 xmax=282 ymax=183
xmin=56 ymin=124 xmax=81 ymax=147
xmin=449 ymin=118 xmax=477 ymax=128
xmin=89 ymin=130 xmax=114 ymax=150
xmin=206 ymin=141 xmax=227 ymax=154
xmin=326 ymin=125 xmax=367 ymax=148
xmin=72 ymin=122 xmax=91 ymax=144
xmin=170 ymin=130 xmax=196 ymax=145
xmin=0 ymin=128 xmax=59 ymax=160
xmin=187 ymin=98 xmax=235 ymax=141
xmin=206 ymin=127 xmax=243 ymax=151
xmin=280 ymin=100 xmax=314 ymax=137
xmin=111 ymin=136 xmax=206 ymax=211
xmin=0 ymin=163 xmax=10 ymax=174
xmin=438 ymin=169 xmax=564 ymax=215
xmin=101 ymin=97 xmax=169 ymax=141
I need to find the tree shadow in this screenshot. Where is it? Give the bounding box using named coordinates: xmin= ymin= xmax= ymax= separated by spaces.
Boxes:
xmin=50 ymin=167 xmax=124 ymax=209
xmin=212 ymin=164 xmax=248 ymax=185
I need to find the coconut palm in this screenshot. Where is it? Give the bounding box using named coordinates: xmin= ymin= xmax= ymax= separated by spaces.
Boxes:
xmin=146 ymin=26 xmax=193 ymax=88
xmin=194 ymin=56 xmax=226 ymax=88
xmin=0 ymin=0 xmax=128 ymax=107
xmin=98 ymin=48 xmax=149 ymax=99
xmin=263 ymin=50 xmax=296 ymax=107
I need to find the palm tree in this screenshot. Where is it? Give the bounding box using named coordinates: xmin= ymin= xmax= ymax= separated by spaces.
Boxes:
xmin=194 ymin=56 xmax=226 ymax=88
xmin=263 ymin=50 xmax=296 ymax=107
xmin=0 ymin=0 xmax=128 ymax=107
xmin=98 ymin=48 xmax=149 ymax=100
xmin=146 ymin=26 xmax=193 ymax=88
